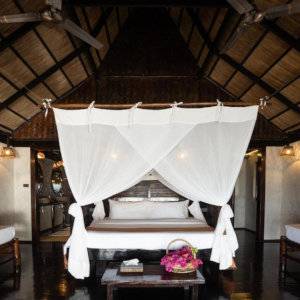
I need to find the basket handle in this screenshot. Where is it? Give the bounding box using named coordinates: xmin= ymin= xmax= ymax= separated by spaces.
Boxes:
xmin=166 ymin=238 xmax=193 ymax=254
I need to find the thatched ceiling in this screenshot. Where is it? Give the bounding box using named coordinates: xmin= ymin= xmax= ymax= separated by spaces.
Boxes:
xmin=0 ymin=0 xmax=299 ymax=143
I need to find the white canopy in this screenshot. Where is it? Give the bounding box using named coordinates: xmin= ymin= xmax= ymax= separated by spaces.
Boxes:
xmin=54 ymin=104 xmax=258 ymax=279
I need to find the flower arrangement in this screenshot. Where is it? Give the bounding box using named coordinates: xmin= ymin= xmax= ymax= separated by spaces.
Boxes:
xmin=160 ymin=242 xmax=203 ymax=273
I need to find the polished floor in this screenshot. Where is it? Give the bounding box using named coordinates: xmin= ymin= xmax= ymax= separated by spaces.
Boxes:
xmin=0 ymin=231 xmax=300 ymax=300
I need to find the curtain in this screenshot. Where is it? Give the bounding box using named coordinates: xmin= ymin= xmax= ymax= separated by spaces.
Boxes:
xmin=54 ymin=105 xmax=258 ymax=279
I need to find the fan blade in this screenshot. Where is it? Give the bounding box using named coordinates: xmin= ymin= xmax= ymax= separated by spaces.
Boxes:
xmin=0 ymin=12 xmax=42 ymax=23
xmin=221 ymin=21 xmax=249 ymax=53
xmin=46 ymin=0 xmax=62 ymax=11
xmin=226 ymin=0 xmax=254 ymax=14
xmin=264 ymin=2 xmax=300 ymax=19
xmin=59 ymin=19 xmax=103 ymax=49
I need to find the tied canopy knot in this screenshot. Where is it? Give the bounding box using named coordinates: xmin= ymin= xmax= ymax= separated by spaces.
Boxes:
xmin=169 ymin=101 xmax=183 ymax=123
xmin=210 ymin=204 xmax=239 ymax=270
xmin=128 ymin=102 xmax=142 ymax=126
xmin=88 ymin=101 xmax=95 ymax=132
xmin=64 ymin=203 xmax=90 ymax=279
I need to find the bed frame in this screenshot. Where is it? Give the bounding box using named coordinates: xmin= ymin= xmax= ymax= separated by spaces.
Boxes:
xmin=0 ymin=238 xmax=21 ymax=273
xmin=279 ymin=236 xmax=300 ymax=282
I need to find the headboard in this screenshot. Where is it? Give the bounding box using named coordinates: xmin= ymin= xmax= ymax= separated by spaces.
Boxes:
xmin=82 ymin=180 xmax=222 ymax=227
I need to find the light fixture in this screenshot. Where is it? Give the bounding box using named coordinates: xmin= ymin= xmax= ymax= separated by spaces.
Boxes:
xmin=177 ymin=152 xmax=187 ymax=160
xmin=111 ymin=153 xmax=118 ymax=160
xmin=37 ymin=152 xmax=45 ymax=160
xmin=280 ymin=144 xmax=295 ymax=157
xmin=0 ymin=138 xmax=16 ymax=159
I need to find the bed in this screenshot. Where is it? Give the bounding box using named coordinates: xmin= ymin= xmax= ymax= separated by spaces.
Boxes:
xmin=0 ymin=226 xmax=21 ymax=272
xmin=63 ymin=196 xmax=218 ymax=275
xmin=279 ymin=224 xmax=300 ymax=282
xmin=86 ymin=218 xmax=214 ymax=250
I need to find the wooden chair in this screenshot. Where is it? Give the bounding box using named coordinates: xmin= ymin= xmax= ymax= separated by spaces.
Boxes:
xmin=0 ymin=238 xmax=21 ymax=273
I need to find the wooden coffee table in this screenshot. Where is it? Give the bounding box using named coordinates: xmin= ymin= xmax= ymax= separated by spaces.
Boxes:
xmin=101 ymin=263 xmax=205 ymax=300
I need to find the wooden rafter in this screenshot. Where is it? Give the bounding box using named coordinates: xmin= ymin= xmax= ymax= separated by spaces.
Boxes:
xmin=81 ymin=7 xmax=103 ymax=64
xmin=195 ymin=8 xmax=220 ymax=63
xmin=261 ymin=20 xmax=300 ymax=53
xmin=13 ymin=0 xmax=75 ymax=90
xmin=67 ymin=5 xmax=98 ymax=75
xmin=66 ymin=0 xmax=228 ymax=7
xmin=219 ymin=53 xmax=300 ymax=115
xmin=0 ymin=8 xmax=113 ymax=113
xmin=188 ymin=9 xmax=300 ymax=116
xmin=0 ymin=123 xmax=13 ymax=132
xmin=0 ymin=22 xmax=41 ymax=53
xmin=223 ymin=29 xmax=268 ymax=88
xmin=205 ymin=75 xmax=289 ymax=138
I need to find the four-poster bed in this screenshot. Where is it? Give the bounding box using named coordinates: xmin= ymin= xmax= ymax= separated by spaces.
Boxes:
xmin=53 ymin=103 xmax=258 ymax=279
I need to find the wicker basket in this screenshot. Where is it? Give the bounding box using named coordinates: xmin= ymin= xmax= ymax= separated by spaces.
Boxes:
xmin=165 ymin=239 xmax=197 ymax=274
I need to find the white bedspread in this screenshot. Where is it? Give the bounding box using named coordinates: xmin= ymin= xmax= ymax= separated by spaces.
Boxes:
xmin=285 ymin=224 xmax=300 ymax=244
xmin=0 ymin=226 xmax=15 ymax=245
xmin=85 ymin=218 xmax=214 ymax=250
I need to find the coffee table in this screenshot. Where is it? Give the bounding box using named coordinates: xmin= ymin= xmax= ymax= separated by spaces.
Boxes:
xmin=101 ymin=263 xmax=205 ymax=300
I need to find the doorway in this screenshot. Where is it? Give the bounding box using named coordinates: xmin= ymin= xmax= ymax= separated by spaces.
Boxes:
xmin=234 ymin=148 xmax=265 ymax=242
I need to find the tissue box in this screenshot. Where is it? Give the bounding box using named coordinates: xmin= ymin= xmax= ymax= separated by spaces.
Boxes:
xmin=119 ymin=263 xmax=143 ymax=273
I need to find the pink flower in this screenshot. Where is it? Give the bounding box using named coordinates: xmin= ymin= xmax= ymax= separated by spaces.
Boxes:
xmin=161 ymin=246 xmax=202 ymax=272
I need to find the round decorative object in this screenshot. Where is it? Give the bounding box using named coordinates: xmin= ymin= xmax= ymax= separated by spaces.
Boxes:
xmin=161 ymin=239 xmax=202 ymax=274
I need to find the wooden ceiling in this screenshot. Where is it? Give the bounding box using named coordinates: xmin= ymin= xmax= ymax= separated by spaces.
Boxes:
xmin=0 ymin=0 xmax=299 ymax=143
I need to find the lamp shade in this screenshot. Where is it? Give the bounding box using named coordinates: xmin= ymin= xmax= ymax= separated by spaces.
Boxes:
xmin=0 ymin=146 xmax=16 ymax=158
xmin=280 ymin=144 xmax=295 ymax=157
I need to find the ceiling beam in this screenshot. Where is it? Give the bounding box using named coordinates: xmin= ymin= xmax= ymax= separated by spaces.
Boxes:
xmin=187 ymin=8 xmax=236 ymax=76
xmin=219 ymin=53 xmax=300 ymax=115
xmin=0 ymin=123 xmax=13 ymax=132
xmin=67 ymin=5 xmax=98 ymax=76
xmin=0 ymin=130 xmax=9 ymax=143
xmin=0 ymin=22 xmax=41 ymax=53
xmin=205 ymin=75 xmax=289 ymax=138
xmin=261 ymin=20 xmax=300 ymax=53
xmin=188 ymin=9 xmax=300 ymax=116
xmin=53 ymin=101 xmax=248 ymax=109
xmin=65 ymin=0 xmax=228 ymax=7
xmin=0 ymin=8 xmax=113 ymax=113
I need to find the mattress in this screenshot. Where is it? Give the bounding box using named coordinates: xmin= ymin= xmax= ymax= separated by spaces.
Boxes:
xmin=285 ymin=224 xmax=300 ymax=244
xmin=0 ymin=225 xmax=15 ymax=245
xmin=86 ymin=218 xmax=214 ymax=250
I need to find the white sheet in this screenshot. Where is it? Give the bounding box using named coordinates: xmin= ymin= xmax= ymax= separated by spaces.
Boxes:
xmin=86 ymin=218 xmax=213 ymax=250
xmin=0 ymin=226 xmax=15 ymax=245
xmin=285 ymin=224 xmax=300 ymax=244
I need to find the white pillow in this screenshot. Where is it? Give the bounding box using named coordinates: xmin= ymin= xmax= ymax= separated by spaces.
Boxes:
xmin=109 ymin=200 xmax=150 ymax=219
xmin=188 ymin=201 xmax=207 ymax=224
xmin=117 ymin=197 xmax=145 ymax=202
xmin=149 ymin=197 xmax=179 ymax=202
xmin=148 ymin=200 xmax=189 ymax=219
xmin=92 ymin=200 xmax=105 ymax=221
xmin=109 ymin=200 xmax=189 ymax=219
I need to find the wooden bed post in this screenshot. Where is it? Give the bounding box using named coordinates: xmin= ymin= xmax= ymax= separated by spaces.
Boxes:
xmin=13 ymin=238 xmax=21 ymax=272
xmin=279 ymin=236 xmax=287 ymax=281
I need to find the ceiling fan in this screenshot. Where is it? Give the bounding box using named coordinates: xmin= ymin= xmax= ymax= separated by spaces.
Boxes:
xmin=222 ymin=0 xmax=300 ymax=52
xmin=0 ymin=0 xmax=102 ymax=49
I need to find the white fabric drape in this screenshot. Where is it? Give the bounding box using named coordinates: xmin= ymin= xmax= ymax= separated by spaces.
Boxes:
xmin=54 ymin=105 xmax=258 ymax=279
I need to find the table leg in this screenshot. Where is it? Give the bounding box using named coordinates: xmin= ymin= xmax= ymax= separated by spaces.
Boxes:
xmin=184 ymin=286 xmax=190 ymax=300
xmin=107 ymin=285 xmax=114 ymax=300
xmin=191 ymin=285 xmax=199 ymax=300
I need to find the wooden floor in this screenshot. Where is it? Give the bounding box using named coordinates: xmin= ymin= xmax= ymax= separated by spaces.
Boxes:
xmin=0 ymin=231 xmax=299 ymax=300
